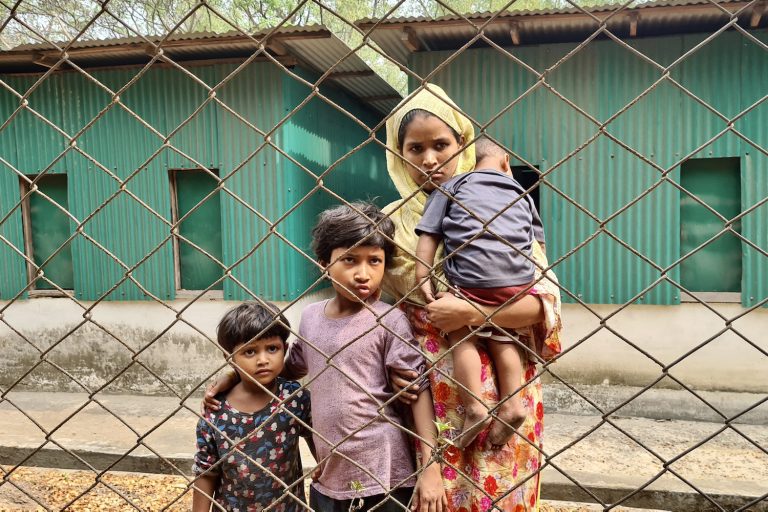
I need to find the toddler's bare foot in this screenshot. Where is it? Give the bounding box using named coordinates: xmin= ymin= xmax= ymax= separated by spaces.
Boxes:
xmin=456 ymin=405 xmax=491 ymax=449
xmin=487 ymin=397 xmax=527 ymax=447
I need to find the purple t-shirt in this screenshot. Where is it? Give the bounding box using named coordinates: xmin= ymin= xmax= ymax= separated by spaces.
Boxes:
xmin=287 ymin=299 xmax=426 ymax=500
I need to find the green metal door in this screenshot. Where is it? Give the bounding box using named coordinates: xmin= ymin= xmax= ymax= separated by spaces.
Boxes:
xmin=680 ymin=158 xmax=741 ymax=293
xmin=29 ymin=175 xmax=74 ymax=290
xmin=175 ymin=170 xmax=223 ymax=290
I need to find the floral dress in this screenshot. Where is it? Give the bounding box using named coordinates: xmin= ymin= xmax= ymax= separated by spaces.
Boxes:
xmin=193 ymin=378 xmax=312 ymax=512
xmin=403 ymin=246 xmax=562 ymax=512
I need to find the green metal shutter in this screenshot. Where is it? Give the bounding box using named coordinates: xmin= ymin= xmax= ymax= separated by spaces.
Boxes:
xmin=680 ymin=158 xmax=742 ymax=293
xmin=174 ymin=170 xmax=223 ymax=290
xmin=28 ymin=175 xmax=75 ymax=290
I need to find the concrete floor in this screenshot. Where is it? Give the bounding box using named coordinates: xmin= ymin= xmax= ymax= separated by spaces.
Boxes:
xmin=0 ymin=391 xmax=766 ymax=511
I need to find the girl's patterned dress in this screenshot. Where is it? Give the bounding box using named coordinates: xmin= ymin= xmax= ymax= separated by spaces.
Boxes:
xmin=193 ymin=378 xmax=312 ymax=512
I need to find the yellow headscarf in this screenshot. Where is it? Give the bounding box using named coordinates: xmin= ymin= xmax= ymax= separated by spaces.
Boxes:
xmin=382 ymin=84 xmax=476 ymax=305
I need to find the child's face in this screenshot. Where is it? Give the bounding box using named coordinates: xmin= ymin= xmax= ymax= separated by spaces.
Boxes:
xmin=230 ymin=336 xmax=285 ymax=389
xmin=324 ymin=245 xmax=386 ymax=304
xmin=401 ymin=114 xmax=464 ymax=193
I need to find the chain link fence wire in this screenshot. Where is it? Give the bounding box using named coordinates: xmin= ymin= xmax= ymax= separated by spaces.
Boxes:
xmin=0 ymin=0 xmax=766 ymax=510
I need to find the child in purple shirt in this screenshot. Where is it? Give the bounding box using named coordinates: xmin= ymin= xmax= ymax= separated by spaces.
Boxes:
xmin=287 ymin=202 xmax=445 ymax=512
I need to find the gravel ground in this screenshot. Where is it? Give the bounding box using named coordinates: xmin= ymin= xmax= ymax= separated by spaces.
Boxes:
xmin=0 ymin=466 xmax=659 ymax=512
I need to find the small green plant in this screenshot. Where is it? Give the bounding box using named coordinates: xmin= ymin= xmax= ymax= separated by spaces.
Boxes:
xmin=434 ymin=419 xmax=455 ymax=448
xmin=348 ymin=481 xmax=365 ymax=512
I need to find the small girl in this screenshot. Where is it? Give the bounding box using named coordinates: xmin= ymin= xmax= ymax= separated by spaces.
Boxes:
xmin=192 ymin=301 xmax=312 ymax=512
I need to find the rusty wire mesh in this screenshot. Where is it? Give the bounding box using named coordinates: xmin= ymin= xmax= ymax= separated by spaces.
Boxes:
xmin=0 ymin=0 xmax=767 ymax=510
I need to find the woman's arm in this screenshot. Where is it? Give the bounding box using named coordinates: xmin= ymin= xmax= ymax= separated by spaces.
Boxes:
xmin=410 ymin=390 xmax=447 ymax=512
xmin=425 ymin=291 xmax=543 ymax=333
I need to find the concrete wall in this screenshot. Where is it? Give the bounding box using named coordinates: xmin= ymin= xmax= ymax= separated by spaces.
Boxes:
xmin=2 ymin=297 xmax=765 ymax=395
xmin=0 ymin=289 xmax=332 ymax=396
xmin=553 ymin=303 xmax=768 ymax=393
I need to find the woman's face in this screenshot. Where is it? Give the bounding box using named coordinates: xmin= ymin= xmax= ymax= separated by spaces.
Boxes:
xmin=400 ymin=113 xmax=464 ymax=193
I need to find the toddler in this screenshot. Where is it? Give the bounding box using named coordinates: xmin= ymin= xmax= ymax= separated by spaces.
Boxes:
xmin=415 ymin=137 xmax=546 ymax=448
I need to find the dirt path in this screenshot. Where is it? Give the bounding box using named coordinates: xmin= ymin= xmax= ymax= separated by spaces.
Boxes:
xmin=0 ymin=466 xmax=660 ymax=512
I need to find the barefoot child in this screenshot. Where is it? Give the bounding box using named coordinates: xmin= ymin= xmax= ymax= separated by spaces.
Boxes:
xmin=192 ymin=301 xmax=312 ymax=512
xmin=415 ymin=137 xmax=546 ymax=449
xmin=289 ymin=202 xmax=445 ymax=512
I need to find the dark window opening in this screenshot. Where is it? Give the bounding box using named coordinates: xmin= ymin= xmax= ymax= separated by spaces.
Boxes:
xmin=21 ymin=174 xmax=74 ymax=290
xmin=512 ymin=165 xmax=541 ymax=216
xmin=171 ymin=169 xmax=224 ymax=291
xmin=680 ymin=157 xmax=741 ymax=293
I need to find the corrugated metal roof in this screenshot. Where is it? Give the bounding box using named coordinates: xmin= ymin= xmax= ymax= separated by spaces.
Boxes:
xmin=358 ymin=0 xmax=751 ymax=24
xmin=8 ymin=26 xmax=327 ymax=52
xmin=0 ymin=26 xmax=402 ymax=114
xmin=357 ymin=0 xmax=766 ymax=64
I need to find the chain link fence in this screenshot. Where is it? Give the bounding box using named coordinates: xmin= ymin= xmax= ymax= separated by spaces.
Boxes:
xmin=0 ymin=0 xmax=767 ymax=510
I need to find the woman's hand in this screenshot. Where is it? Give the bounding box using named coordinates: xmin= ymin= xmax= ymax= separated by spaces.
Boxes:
xmin=426 ymin=291 xmax=544 ymax=332
xmin=425 ymin=292 xmax=478 ymax=332
xmin=389 ymin=368 xmax=421 ymax=405
xmin=420 ymin=281 xmax=436 ymax=303
xmin=411 ymin=463 xmax=447 ymax=512
xmin=201 ymin=370 xmax=239 ymax=413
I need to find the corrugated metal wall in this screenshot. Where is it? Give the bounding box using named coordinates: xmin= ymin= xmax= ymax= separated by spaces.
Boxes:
xmin=216 ymin=61 xmax=286 ymax=301
xmin=410 ymin=29 xmax=767 ymax=306
xmin=0 ymin=61 xmax=393 ymax=302
xmin=280 ymin=67 xmax=397 ymax=300
xmin=62 ymin=69 xmax=175 ymax=301
xmin=739 ymin=31 xmax=768 ymax=309
xmin=0 ymin=75 xmax=27 ymax=299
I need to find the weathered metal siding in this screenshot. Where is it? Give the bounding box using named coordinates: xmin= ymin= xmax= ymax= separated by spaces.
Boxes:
xmin=4 ymin=74 xmax=69 ymax=174
xmin=279 ymin=67 xmax=397 ymax=299
xmin=1 ymin=74 xmax=73 ymax=299
xmin=1 ymin=66 xmax=223 ymax=301
xmin=60 ymin=69 xmax=174 ymax=301
xmin=0 ymin=77 xmax=27 ymax=299
xmin=410 ymin=29 xmax=766 ymax=305
xmin=1 ymin=60 xmax=395 ymax=302
xmin=216 ymin=62 xmax=285 ymax=301
xmin=739 ymin=30 xmax=768 ymax=308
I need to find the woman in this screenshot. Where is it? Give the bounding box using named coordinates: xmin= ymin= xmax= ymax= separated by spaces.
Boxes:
xmin=383 ymin=84 xmax=562 ymax=511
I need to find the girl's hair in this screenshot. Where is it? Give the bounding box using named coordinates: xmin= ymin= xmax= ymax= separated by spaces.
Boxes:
xmin=311 ymin=202 xmax=395 ymax=266
xmin=397 ymin=108 xmax=462 ymax=150
xmin=217 ymin=301 xmax=290 ymax=354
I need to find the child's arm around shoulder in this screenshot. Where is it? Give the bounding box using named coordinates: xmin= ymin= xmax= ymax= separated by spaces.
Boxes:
xmin=281 ymin=339 xmax=308 ymax=380
xmin=282 ymin=308 xmax=314 ymax=380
